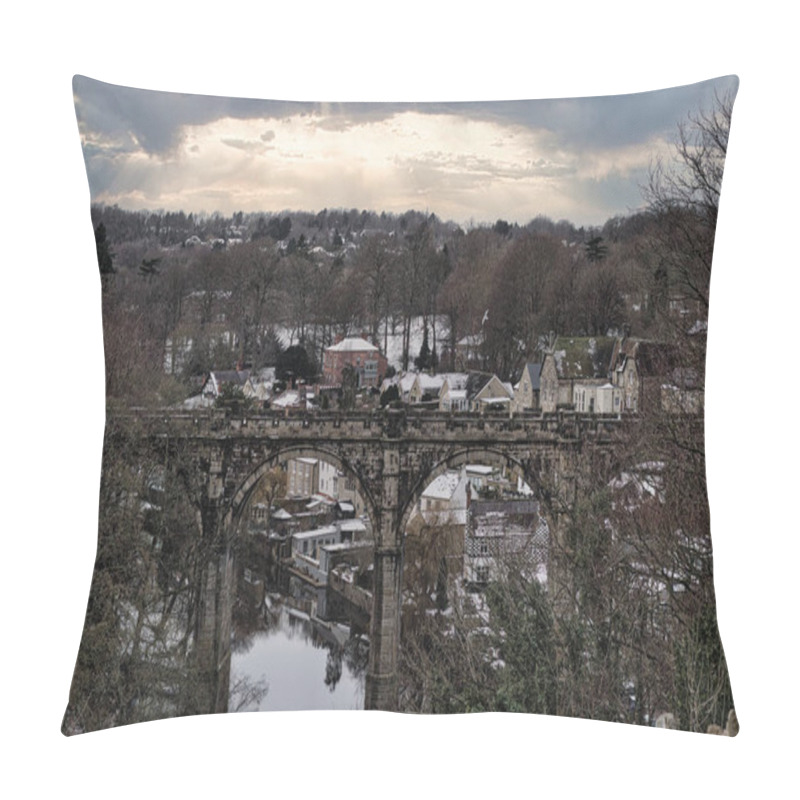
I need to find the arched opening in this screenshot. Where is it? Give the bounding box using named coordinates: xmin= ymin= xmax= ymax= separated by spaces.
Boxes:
xmin=397 ymin=448 xmax=553 ymax=713
xmin=225 ymin=446 xmax=376 ymax=711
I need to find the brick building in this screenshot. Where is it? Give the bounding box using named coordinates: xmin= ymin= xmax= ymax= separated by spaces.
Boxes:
xmin=322 ymin=336 xmax=388 ymax=388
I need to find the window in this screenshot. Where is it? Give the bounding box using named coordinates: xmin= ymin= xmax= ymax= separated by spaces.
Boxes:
xmin=475 ymin=566 xmax=490 ymax=583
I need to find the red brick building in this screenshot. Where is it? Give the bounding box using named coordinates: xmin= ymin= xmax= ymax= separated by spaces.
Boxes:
xmin=322 ymin=336 xmax=388 ymax=388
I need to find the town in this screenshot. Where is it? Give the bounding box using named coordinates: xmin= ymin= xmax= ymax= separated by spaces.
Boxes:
xmin=64 ymin=83 xmax=736 ymax=736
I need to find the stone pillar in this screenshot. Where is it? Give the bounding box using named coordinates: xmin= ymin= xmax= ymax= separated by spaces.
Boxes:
xmin=192 ymin=487 xmax=234 ymax=716
xmin=365 ymin=438 xmax=403 ymax=711
xmin=193 ymin=545 xmax=234 ymax=715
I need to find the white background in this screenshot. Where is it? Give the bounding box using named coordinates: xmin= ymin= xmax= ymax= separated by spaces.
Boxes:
xmin=2 ymin=2 xmax=794 ymax=797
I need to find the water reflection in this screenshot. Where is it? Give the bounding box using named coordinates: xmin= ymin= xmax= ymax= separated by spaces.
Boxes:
xmin=231 ymin=597 xmax=367 ymax=711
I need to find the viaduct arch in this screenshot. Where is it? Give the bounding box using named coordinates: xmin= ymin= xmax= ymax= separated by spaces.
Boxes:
xmin=130 ymin=407 xmax=624 ymax=712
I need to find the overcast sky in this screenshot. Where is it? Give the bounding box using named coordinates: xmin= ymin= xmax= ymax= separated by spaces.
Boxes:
xmin=73 ymin=74 xmax=737 ymax=227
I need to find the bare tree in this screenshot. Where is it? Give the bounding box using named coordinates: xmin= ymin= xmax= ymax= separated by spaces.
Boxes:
xmin=644 ymin=91 xmax=734 ymax=312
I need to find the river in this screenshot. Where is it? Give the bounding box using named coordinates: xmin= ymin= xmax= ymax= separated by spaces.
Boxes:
xmin=230 ymin=599 xmax=367 ymax=712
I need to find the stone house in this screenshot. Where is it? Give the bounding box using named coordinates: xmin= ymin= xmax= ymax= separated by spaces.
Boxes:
xmin=452 ymin=372 xmax=513 ymax=413
xmin=512 ymin=363 xmax=542 ymax=413
xmin=573 ymin=381 xmax=621 ymax=415
xmin=437 ymin=373 xmax=470 ymax=411
xmin=287 ymin=457 xmax=320 ymax=498
xmin=609 ymin=337 xmax=689 ymax=414
xmin=539 ymin=337 xmax=615 ymax=412
xmin=380 ymin=371 xmax=419 ymax=404
xmin=408 ymin=373 xmax=446 ymax=404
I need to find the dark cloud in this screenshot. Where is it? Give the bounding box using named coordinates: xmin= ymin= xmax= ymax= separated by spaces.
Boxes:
xmin=447 ymin=75 xmax=739 ymax=148
xmin=74 ymin=74 xmax=737 ymax=159
xmin=73 ymin=75 xmax=306 ymax=155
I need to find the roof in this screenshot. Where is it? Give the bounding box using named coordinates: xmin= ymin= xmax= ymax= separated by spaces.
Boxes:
xmin=326 ymin=336 xmax=379 ymax=353
xmin=339 ymin=519 xmax=367 ymax=532
xmin=292 ymin=525 xmax=338 ymax=541
xmin=440 ymin=373 xmax=469 ymax=391
xmin=523 ymin=363 xmax=542 ymax=391
xmin=465 ymin=372 xmax=494 ymax=400
xmin=416 ymin=374 xmax=445 ymax=392
xmin=469 ymin=500 xmax=549 ymax=546
xmin=210 ymin=369 xmax=250 ymax=386
xmin=272 ymin=390 xmax=300 ymax=407
xmin=549 ymin=337 xmax=614 ymax=380
xmin=423 ymin=471 xmax=462 ymax=501
xmin=466 ymin=465 xmax=495 ymax=475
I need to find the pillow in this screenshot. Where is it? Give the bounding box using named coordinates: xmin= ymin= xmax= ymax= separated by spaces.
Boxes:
xmin=65 ymin=75 xmax=739 ymax=735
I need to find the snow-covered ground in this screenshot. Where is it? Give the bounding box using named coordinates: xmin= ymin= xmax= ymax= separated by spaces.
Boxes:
xmin=276 ymin=316 xmax=450 ymax=371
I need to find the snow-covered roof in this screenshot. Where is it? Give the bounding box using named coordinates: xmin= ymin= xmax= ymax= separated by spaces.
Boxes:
xmin=337 ymin=501 xmax=355 ymax=512
xmin=293 ymin=525 xmax=338 ymax=541
xmin=327 ymin=336 xmax=379 ymax=353
xmin=339 ymin=519 xmax=367 ymax=533
xmin=466 ymin=465 xmax=495 ymax=475
xmin=480 ymin=396 xmax=511 ymax=405
xmin=423 ymin=471 xmax=462 ymax=500
xmin=272 ymin=508 xmax=293 ymax=520
xmin=441 ymin=373 xmax=469 ymax=391
xmin=412 ymin=373 xmax=445 ymax=394
xmin=272 ymin=390 xmax=300 ymax=407
xmin=399 ymin=372 xmax=419 ymax=391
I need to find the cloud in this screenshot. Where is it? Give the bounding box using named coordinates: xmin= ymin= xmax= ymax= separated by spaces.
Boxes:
xmin=221 ymin=138 xmax=273 ymax=155
xmin=73 ymin=75 xmax=738 ymax=226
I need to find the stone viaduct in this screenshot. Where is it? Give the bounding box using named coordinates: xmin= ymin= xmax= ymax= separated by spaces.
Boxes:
xmin=125 ymin=407 xmax=625 ymax=712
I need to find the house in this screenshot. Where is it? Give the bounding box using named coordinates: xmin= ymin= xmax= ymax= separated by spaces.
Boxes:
xmin=463 ymin=465 xmax=498 ymax=493
xmin=512 ymin=363 xmax=542 ymax=413
xmin=539 ymin=337 xmax=615 ymax=412
xmin=464 ymin=499 xmax=549 ymax=586
xmin=243 ymin=367 xmax=276 ymax=405
xmin=200 ymin=368 xmax=251 ymax=399
xmin=380 ymin=371 xmax=419 ymax=403
xmin=465 ymin=372 xmax=513 ymax=413
xmin=609 ymin=337 xmax=690 ymax=414
xmin=317 ymin=460 xmax=338 ymax=500
xmin=415 ymin=470 xmax=472 ymax=527
xmin=322 ymin=335 xmax=388 ymax=388
xmin=438 ymin=373 xmax=470 ymax=411
xmin=408 ymin=373 xmax=446 ymax=404
xmin=287 ymin=457 xmax=320 ymax=498
xmin=573 ymin=381 xmax=621 ymax=415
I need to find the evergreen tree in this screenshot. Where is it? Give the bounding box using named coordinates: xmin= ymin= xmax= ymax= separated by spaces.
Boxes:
xmin=94 ymin=222 xmax=115 ymax=275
